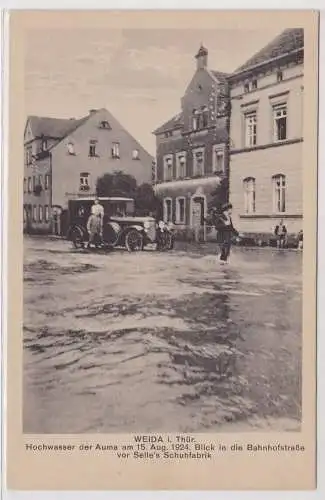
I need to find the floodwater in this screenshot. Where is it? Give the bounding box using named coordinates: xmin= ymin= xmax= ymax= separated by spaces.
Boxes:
xmin=23 ymin=237 xmax=302 ymax=433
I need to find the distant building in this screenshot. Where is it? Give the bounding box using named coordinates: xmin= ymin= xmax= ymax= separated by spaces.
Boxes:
xmin=153 ymin=45 xmax=230 ymax=240
xmin=228 ymin=28 xmax=304 ymax=240
xmin=23 ymin=108 xmax=154 ymax=234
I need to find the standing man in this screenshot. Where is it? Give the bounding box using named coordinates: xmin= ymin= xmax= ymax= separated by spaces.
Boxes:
xmin=213 ymin=203 xmax=238 ymax=265
xmin=274 ymin=219 xmax=287 ymax=249
xmin=91 ymin=198 xmax=104 ymax=241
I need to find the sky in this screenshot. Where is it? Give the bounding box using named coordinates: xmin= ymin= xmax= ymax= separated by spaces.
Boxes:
xmin=25 ymin=27 xmax=282 ymax=155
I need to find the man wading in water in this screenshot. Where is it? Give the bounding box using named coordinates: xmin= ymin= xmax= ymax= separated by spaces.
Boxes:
xmin=212 ymin=203 xmax=238 ymax=265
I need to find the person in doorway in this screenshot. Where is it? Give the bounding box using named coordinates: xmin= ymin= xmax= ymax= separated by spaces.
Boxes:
xmin=214 ymin=203 xmax=238 ymax=265
xmin=274 ymin=219 xmax=287 ymax=249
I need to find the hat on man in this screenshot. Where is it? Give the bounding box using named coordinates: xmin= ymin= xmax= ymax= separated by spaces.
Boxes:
xmin=222 ymin=203 xmax=233 ymax=212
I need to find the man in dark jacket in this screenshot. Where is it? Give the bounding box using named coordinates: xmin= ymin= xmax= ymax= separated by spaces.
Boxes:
xmin=213 ymin=203 xmax=238 ymax=264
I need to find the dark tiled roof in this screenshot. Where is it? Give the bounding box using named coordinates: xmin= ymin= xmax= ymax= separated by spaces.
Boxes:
xmin=153 ymin=111 xmax=184 ymax=135
xmin=210 ymin=70 xmax=230 ymax=83
xmin=27 ymin=114 xmax=90 ymax=139
xmin=234 ymin=28 xmax=304 ymax=74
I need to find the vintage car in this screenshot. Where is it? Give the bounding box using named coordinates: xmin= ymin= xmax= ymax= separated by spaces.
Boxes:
xmin=66 ymin=197 xmax=174 ymax=252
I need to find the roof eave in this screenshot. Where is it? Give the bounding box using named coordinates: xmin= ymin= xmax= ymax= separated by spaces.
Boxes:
xmin=229 ymin=46 xmax=304 ymax=80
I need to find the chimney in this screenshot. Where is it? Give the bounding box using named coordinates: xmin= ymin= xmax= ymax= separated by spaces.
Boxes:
xmin=195 ymin=44 xmax=208 ymax=70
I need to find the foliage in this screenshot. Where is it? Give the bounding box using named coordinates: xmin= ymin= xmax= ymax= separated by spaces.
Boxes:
xmin=96 ymin=171 xmax=162 ymax=217
xmin=96 ymin=171 xmax=137 ymax=198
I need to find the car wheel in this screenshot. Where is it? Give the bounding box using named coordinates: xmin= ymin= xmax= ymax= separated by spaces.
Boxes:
xmin=125 ymin=229 xmax=144 ymax=252
xmin=71 ymin=227 xmax=84 ymax=249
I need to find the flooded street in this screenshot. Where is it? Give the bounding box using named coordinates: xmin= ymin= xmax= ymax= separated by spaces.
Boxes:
xmin=23 ymin=236 xmax=302 ymax=434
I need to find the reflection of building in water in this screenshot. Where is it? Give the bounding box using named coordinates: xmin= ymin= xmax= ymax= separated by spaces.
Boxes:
xmin=229 ymin=29 xmax=304 ymax=239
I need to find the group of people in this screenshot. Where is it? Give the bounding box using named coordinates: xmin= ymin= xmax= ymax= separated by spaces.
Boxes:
xmin=207 ymin=205 xmax=304 ymax=265
xmin=274 ymin=220 xmax=303 ymax=250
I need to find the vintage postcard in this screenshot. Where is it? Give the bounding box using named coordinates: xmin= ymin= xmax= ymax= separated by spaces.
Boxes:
xmin=5 ymin=9 xmax=318 ymax=491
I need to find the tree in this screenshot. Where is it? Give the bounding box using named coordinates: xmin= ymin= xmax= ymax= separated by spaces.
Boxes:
xmin=96 ymin=171 xmax=137 ymax=198
xmin=134 ymin=183 xmax=161 ymax=216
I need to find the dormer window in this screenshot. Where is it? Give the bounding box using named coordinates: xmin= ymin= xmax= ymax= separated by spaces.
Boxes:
xmin=244 ymin=82 xmax=250 ymax=93
xmin=252 ymin=79 xmax=258 ymax=90
xmin=41 ymin=138 xmax=47 ymax=152
xmin=277 ymin=70 xmax=283 ymax=82
xmin=67 ymin=142 xmax=75 ymax=155
xmin=99 ymin=120 xmax=111 ymax=129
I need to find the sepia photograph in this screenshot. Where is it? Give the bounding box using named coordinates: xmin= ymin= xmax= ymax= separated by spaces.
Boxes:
xmin=21 ymin=23 xmax=307 ymax=435
xmin=3 ymin=8 xmax=319 ymax=491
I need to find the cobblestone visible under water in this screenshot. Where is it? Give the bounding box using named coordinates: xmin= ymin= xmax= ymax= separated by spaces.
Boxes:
xmin=23 ymin=236 xmax=302 ymax=433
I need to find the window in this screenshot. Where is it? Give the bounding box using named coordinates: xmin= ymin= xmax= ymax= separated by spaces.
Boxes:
xmin=44 ymin=205 xmax=49 ymax=223
xmin=41 ymin=139 xmax=47 ymax=152
xmin=213 ymin=146 xmax=225 ymax=173
xmin=111 ymin=142 xmax=120 ymax=158
xmin=193 ymin=148 xmax=205 ymax=176
xmin=132 ymin=149 xmax=139 ymax=160
xmin=277 ymin=70 xmax=283 ymax=82
xmin=99 ymin=120 xmax=111 ymax=129
xmin=244 ymin=112 xmax=257 ymax=147
xmin=273 ymin=105 xmax=287 ymax=141
xmin=176 ymin=197 xmax=186 ymax=224
xmin=28 ymin=177 xmax=32 ymax=193
xmin=192 ymin=110 xmax=200 ymax=131
xmin=39 ymin=205 xmax=43 ymax=222
xmin=176 ymin=152 xmax=186 ymax=179
xmin=25 ymin=146 xmax=32 ymax=165
xmin=38 ymin=175 xmax=43 ymax=188
xmin=163 ymin=155 xmax=173 ymax=181
xmin=164 ymin=131 xmax=173 ymax=138
xmin=67 ymin=142 xmax=75 ymax=155
xmin=45 ymin=174 xmax=50 ymax=190
xmin=202 ymin=106 xmax=209 ymax=128
xmin=243 ymin=177 xmax=256 ymax=213
xmin=24 ymin=178 xmax=27 ymax=193
xmin=163 ymin=198 xmax=172 ymax=222
xmin=244 ymin=82 xmax=250 ymax=93
xmin=89 ymin=140 xmax=98 ymax=157
xmin=252 ymin=79 xmax=258 ymax=90
xmin=32 ymin=176 xmax=36 ymax=191
xmin=80 ymin=172 xmax=90 ymax=191
xmin=151 ymin=160 xmax=157 ymax=184
xmin=272 ymin=174 xmax=286 ymax=213
xmin=33 ymin=205 xmax=37 ymax=222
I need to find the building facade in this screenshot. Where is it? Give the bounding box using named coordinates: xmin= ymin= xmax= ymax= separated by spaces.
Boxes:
xmin=228 ymin=28 xmax=304 ymax=240
xmin=153 ymin=46 xmax=230 ymax=240
xmin=24 ymin=108 xmax=154 ymax=234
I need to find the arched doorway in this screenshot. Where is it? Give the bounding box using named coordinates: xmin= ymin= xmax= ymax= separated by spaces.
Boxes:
xmin=190 ymin=192 xmax=207 ymax=242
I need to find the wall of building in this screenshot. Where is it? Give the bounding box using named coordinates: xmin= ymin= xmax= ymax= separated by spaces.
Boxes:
xmin=230 ymin=64 xmax=303 ymax=150
xmin=23 ymin=154 xmax=51 ymax=232
xmin=230 ymin=141 xmax=303 ymax=234
xmin=229 ymin=59 xmax=303 ymax=237
xmin=156 ymin=124 xmax=227 ymax=183
xmin=51 ymin=109 xmax=153 ymax=209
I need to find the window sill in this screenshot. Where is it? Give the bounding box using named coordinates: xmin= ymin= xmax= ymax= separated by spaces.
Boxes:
xmin=239 ymin=213 xmax=303 ymax=219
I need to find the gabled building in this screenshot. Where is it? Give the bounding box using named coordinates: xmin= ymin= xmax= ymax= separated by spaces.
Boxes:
xmin=23 ymin=108 xmax=154 ymax=234
xmin=228 ymin=28 xmax=304 ymax=240
xmin=153 ymin=46 xmax=230 ymax=240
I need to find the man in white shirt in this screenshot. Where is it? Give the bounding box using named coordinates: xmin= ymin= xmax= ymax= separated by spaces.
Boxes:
xmin=90 ymin=198 xmax=104 ymax=240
